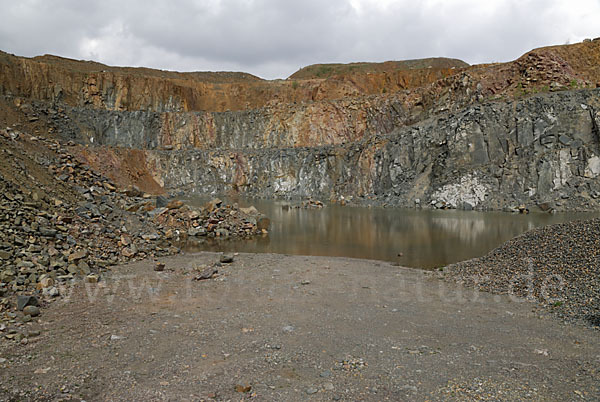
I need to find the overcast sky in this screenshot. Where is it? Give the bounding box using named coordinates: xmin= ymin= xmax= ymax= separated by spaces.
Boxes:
xmin=0 ymin=0 xmax=598 ymax=79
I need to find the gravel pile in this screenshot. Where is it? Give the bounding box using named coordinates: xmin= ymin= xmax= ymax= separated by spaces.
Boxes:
xmin=0 ymin=128 xmax=266 ymax=331
xmin=445 ymin=218 xmax=600 ymax=328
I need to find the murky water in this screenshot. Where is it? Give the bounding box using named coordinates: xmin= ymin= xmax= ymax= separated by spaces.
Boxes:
xmin=182 ymin=197 xmax=599 ymax=269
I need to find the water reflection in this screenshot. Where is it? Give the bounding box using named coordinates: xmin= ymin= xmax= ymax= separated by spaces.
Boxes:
xmin=182 ymin=197 xmax=599 ymax=269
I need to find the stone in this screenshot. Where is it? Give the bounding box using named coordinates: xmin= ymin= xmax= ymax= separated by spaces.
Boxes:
xmin=0 ymin=250 xmax=11 ymax=260
xmin=154 ymin=262 xmax=165 ymax=272
xmin=235 ymin=384 xmax=252 ymax=393
xmin=84 ymin=274 xmax=99 ymax=283
xmin=195 ymin=267 xmax=218 ymax=280
xmin=585 ymin=156 xmax=600 ymax=178
xmin=124 ymin=186 xmax=143 ymax=197
xmin=37 ymin=277 xmax=55 ymax=289
xmin=188 ymin=227 xmax=206 ymax=236
xmin=558 ymin=135 xmax=572 ymax=146
xmin=324 ymin=382 xmax=335 ymax=391
xmin=122 ymin=247 xmax=136 ymax=258
xmin=205 ymin=198 xmax=222 ymax=212
xmin=282 ymin=325 xmax=295 ymax=333
xmin=166 ymin=200 xmax=184 ymax=210
xmin=78 ymin=260 xmax=91 ymax=275
xmin=23 ymin=305 xmax=40 ymax=317
xmin=68 ymin=249 xmax=87 ymax=262
xmin=27 ymin=329 xmax=41 ymax=337
xmin=17 ymin=295 xmax=38 ymax=311
xmin=460 ymin=201 xmax=473 ymax=211
xmin=44 ymin=287 xmax=60 ymax=297
xmin=220 ymin=253 xmax=234 ymax=263
xmin=0 ymin=269 xmax=16 ymax=282
xmin=306 ymin=387 xmax=318 ymax=395
xmin=155 ymin=195 xmax=168 ymax=208
xmin=39 ymin=227 xmax=57 ymax=237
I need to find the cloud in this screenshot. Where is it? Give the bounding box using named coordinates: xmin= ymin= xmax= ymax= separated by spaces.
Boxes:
xmin=0 ymin=0 xmax=598 ymax=79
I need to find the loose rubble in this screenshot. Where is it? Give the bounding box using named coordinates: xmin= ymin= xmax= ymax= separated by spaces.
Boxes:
xmin=445 ymin=218 xmax=600 ymax=328
xmin=0 ymin=128 xmax=268 ymax=339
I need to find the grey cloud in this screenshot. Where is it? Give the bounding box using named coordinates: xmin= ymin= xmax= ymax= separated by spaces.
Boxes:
xmin=0 ymin=0 xmax=598 ymax=79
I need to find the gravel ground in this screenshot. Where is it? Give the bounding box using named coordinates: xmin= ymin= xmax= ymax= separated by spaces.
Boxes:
xmin=444 ymin=218 xmax=600 ymax=328
xmin=0 ymin=252 xmax=598 ymax=401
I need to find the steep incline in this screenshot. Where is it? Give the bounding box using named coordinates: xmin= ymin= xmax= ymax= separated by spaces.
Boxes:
xmin=1 ymin=40 xmax=600 ymax=211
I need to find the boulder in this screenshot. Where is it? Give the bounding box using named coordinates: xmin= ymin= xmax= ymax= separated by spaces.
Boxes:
xmin=17 ymin=295 xmax=38 ymax=311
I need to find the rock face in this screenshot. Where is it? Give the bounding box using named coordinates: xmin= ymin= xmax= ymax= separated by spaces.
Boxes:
xmin=38 ymin=89 xmax=600 ymax=211
xmin=1 ymin=41 xmax=600 ymax=211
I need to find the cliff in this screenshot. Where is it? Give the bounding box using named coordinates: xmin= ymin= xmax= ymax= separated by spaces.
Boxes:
xmin=1 ymin=39 xmax=600 ymax=211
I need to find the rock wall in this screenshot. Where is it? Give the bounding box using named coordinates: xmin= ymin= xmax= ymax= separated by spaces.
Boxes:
xmin=2 ymin=42 xmax=600 ymax=212
xmin=135 ymin=89 xmax=600 ymax=211
xmin=0 ymin=51 xmax=463 ymax=113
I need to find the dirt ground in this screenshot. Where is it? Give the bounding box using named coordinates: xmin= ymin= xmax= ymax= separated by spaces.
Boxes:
xmin=1 ymin=252 xmax=598 ymax=401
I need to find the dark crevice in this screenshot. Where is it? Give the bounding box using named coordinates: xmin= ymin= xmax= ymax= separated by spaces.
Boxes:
xmin=589 ymin=106 xmax=600 ymax=152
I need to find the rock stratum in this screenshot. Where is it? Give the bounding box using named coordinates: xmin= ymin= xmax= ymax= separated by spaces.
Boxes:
xmin=2 ymin=40 xmax=600 ymax=211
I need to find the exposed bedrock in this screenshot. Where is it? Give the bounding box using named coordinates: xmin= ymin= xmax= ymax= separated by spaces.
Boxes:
xmin=63 ymin=89 xmax=599 ymax=212
xmin=13 ymin=85 xmax=600 ymax=211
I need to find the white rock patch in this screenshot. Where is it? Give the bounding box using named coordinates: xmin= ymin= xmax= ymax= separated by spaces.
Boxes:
xmin=584 ymin=155 xmax=600 ymax=178
xmin=432 ymin=175 xmax=488 ymax=208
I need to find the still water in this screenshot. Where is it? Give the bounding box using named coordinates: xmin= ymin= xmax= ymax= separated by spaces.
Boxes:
xmin=183 ymin=197 xmax=599 ymax=269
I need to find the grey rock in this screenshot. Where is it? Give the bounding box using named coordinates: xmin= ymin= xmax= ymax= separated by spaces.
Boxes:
xmin=460 ymin=201 xmax=473 ymax=211
xmin=44 ymin=287 xmax=60 ymax=297
xmin=188 ymin=227 xmax=206 ymax=236
xmin=78 ymin=260 xmax=91 ymax=275
xmin=38 ymin=227 xmax=57 ymax=237
xmin=195 ymin=267 xmax=218 ymax=280
xmin=559 ymin=135 xmax=572 ymax=146
xmin=155 ymin=195 xmax=168 ymax=208
xmin=17 ymin=295 xmax=38 ymax=311
xmin=220 ymin=253 xmax=234 ymax=263
xmin=306 ymin=387 xmax=318 ymax=395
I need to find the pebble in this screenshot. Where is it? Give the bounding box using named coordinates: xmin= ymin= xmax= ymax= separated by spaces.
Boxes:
xmin=23 ymin=305 xmax=40 ymax=317
xmin=220 ymin=253 xmax=234 ymax=263
xmin=84 ymin=274 xmax=99 ymax=283
xmin=306 ymin=387 xmax=318 ymax=395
